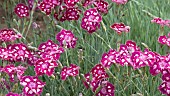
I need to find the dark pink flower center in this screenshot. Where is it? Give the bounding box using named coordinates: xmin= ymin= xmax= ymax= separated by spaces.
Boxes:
xmin=101 ymin=87 xmax=107 ymax=94
xmin=29 ymin=82 xmax=36 ymax=88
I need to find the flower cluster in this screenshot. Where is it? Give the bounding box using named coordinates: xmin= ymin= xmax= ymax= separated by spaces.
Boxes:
xmin=151 ymin=17 xmax=170 ymax=27
xmin=0 ymin=29 xmax=22 ymax=42
xmin=81 ymin=8 xmax=102 ymax=33
xmin=0 ymin=43 xmax=32 ymax=62
xmin=110 ymin=23 xmax=130 ymax=34
xmin=158 ymin=32 xmax=170 ymax=47
xmin=1 ymin=64 xmax=27 ymax=82
xmin=61 ymin=64 xmax=80 ymax=80
xmin=83 ymin=64 xmax=115 ymax=95
xmin=56 ymin=29 xmax=78 ymax=48
xmin=100 ymin=40 xmax=170 ymax=96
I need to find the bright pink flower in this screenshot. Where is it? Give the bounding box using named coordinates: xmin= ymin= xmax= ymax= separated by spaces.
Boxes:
xmin=65 ymin=7 xmax=81 ymax=21
xmin=159 ymin=81 xmax=170 ymax=96
xmin=6 ymin=92 xmax=21 ymax=96
xmin=54 ymin=6 xmax=81 ymax=21
xmin=81 ymin=8 xmax=102 ymax=33
xmin=20 ymin=76 xmax=45 ymax=96
xmin=0 ymin=47 xmax=13 ymax=61
xmin=90 ymin=64 xmax=109 ymax=81
xmin=93 ymin=0 xmax=109 ymax=14
xmin=38 ymin=1 xmax=52 ymax=15
xmin=100 ymin=49 xmax=119 ymax=68
xmin=162 ymin=70 xmax=170 ymax=82
xmin=2 ymin=64 xmax=27 ymax=82
xmin=34 ymin=58 xmax=58 ymax=76
xmin=38 ymin=39 xmax=64 ymax=60
xmin=14 ymin=3 xmax=29 ymax=18
xmin=7 ymin=43 xmax=32 ymax=62
xmin=56 ymin=29 xmax=78 ymax=48
xmin=151 ymin=17 xmax=170 ymax=27
xmin=60 ymin=64 xmax=80 ymax=80
xmin=0 ymin=29 xmax=22 ymax=42
xmin=96 ymin=81 xmax=115 ymax=96
xmin=130 ymin=51 xmax=147 ymax=69
xmin=158 ymin=33 xmax=170 ymax=47
xmin=112 ymin=0 xmax=128 ymax=4
xmin=64 ymin=0 xmax=79 ymax=6
xmin=149 ymin=55 xmax=168 ymax=76
xmin=110 ymin=23 xmax=130 ymax=34
xmin=158 ymin=35 xmax=167 ymax=45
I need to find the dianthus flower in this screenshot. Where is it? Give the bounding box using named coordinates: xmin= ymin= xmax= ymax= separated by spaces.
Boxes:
xmin=158 ymin=32 xmax=170 ymax=47
xmin=34 ymin=58 xmax=58 ymax=76
xmin=54 ymin=6 xmax=81 ymax=21
xmin=151 ymin=17 xmax=170 ymax=27
xmin=20 ymin=76 xmax=45 ymax=96
xmin=81 ymin=8 xmax=102 ymax=33
xmin=56 ymin=29 xmax=78 ymax=48
xmin=93 ymin=0 xmax=109 ymax=14
xmin=110 ymin=23 xmax=130 ymax=34
xmin=14 ymin=3 xmax=29 ymax=18
xmin=64 ymin=0 xmax=79 ymax=6
xmin=38 ymin=39 xmax=64 ymax=60
xmin=7 ymin=43 xmax=32 ymax=62
xmin=0 ymin=29 xmax=22 ymax=42
xmin=2 ymin=64 xmax=27 ymax=82
xmin=60 ymin=64 xmax=80 ymax=80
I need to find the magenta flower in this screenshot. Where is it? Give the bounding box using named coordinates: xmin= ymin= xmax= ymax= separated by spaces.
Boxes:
xmin=56 ymin=29 xmax=78 ymax=48
xmin=60 ymin=64 xmax=80 ymax=80
xmin=14 ymin=3 xmax=29 ymax=18
xmin=149 ymin=55 xmax=168 ymax=76
xmin=81 ymin=8 xmax=102 ymax=33
xmin=54 ymin=6 xmax=81 ymax=21
xmin=0 ymin=47 xmax=13 ymax=61
xmin=34 ymin=58 xmax=58 ymax=76
xmin=151 ymin=17 xmax=170 ymax=27
xmin=93 ymin=0 xmax=109 ymax=14
xmin=64 ymin=0 xmax=79 ymax=6
xmin=7 ymin=43 xmax=32 ymax=62
xmin=0 ymin=29 xmax=22 ymax=42
xmin=38 ymin=1 xmax=52 ymax=15
xmin=158 ymin=33 xmax=170 ymax=47
xmin=2 ymin=64 xmax=27 ymax=82
xmin=112 ymin=0 xmax=128 ymax=4
xmin=100 ymin=49 xmax=119 ymax=68
xmin=159 ymin=81 xmax=170 ymax=96
xmin=90 ymin=64 xmax=109 ymax=81
xmin=110 ymin=23 xmax=130 ymax=34
xmin=130 ymin=51 xmax=147 ymax=69
xmin=96 ymin=81 xmax=115 ymax=96
xmin=20 ymin=76 xmax=45 ymax=96
xmin=38 ymin=39 xmax=64 ymax=60
xmin=26 ymin=52 xmax=39 ymax=66
xmin=65 ymin=7 xmax=81 ymax=21
xmin=6 ymin=92 xmax=21 ymax=96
